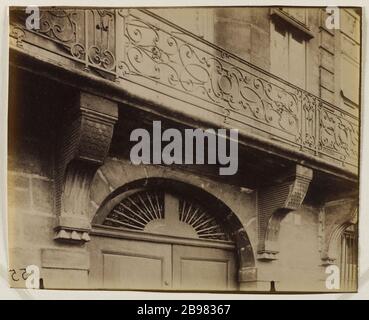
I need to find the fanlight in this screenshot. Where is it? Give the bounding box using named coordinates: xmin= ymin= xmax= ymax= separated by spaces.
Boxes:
xmin=102 ymin=190 xmax=229 ymax=241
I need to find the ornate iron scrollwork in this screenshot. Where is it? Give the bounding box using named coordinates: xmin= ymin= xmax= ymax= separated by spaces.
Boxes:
xmin=9 ymin=8 xmax=359 ymax=173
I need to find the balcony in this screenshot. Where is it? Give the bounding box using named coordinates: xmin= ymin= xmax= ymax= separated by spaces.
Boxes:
xmin=9 ymin=8 xmax=359 ymax=176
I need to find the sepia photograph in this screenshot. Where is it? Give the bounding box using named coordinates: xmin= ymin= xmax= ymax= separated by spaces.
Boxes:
xmin=6 ymin=5 xmax=361 ymax=293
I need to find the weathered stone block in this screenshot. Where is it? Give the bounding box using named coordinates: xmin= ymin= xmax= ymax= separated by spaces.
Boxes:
xmin=251 ymin=27 xmax=270 ymax=71
xmin=340 ymin=9 xmax=360 ymax=43
xmin=251 ymin=8 xmax=271 ymax=33
xmin=341 ymin=34 xmax=360 ymax=62
xmin=320 ymin=29 xmax=335 ymax=54
xmin=214 ymin=20 xmax=251 ymax=61
xmin=320 ymin=67 xmax=335 ymax=92
xmin=8 ymin=247 xmax=41 ymax=270
xmin=9 ymin=187 xmax=30 ymax=205
xmin=31 ymin=178 xmax=53 ymax=212
xmin=7 ymin=208 xmax=26 ymax=246
xmin=90 ymin=170 xmax=112 ymax=206
xmin=340 ymin=55 xmax=360 ymax=104
xmin=321 ymin=87 xmax=335 ymax=104
xmin=41 ymin=249 xmax=89 ymax=270
xmin=8 ymin=138 xmax=53 ymax=178
xmin=214 ymin=8 xmax=251 ymax=22
xmin=22 ymin=215 xmax=56 ymax=246
xmin=320 ymin=48 xmax=335 ymax=73
xmin=41 ymin=268 xmax=89 ymax=289
xmin=9 ymin=174 xmax=29 ymax=188
xmin=8 ymin=247 xmax=41 ymax=288
xmin=7 ymin=175 xmax=31 ymax=209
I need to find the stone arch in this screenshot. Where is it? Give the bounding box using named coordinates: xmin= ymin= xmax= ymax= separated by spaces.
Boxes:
xmin=89 ymin=161 xmax=257 ymax=285
xmin=321 ymin=198 xmax=358 ymax=265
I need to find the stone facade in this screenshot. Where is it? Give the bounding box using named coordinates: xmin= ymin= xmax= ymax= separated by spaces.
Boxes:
xmin=7 ymin=7 xmax=360 ymax=292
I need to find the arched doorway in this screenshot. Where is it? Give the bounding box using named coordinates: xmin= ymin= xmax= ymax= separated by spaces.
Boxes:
xmin=339 ymin=224 xmax=358 ymax=291
xmin=88 ymin=178 xmax=254 ymax=291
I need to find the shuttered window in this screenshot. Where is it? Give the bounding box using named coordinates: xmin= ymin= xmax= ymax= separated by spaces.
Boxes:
xmin=340 ymin=225 xmax=358 ymax=291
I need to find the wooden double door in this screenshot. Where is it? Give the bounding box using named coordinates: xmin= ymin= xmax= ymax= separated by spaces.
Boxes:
xmin=89 ymin=190 xmax=238 ymax=291
xmin=88 ymin=232 xmax=237 ymax=291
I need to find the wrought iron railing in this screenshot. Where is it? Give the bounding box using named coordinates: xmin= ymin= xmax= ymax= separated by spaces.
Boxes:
xmin=9 ymin=8 xmax=359 ymax=174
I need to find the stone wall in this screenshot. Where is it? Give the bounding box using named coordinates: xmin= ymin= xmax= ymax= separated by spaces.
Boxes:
xmin=150 ymin=7 xmax=271 ymax=71
xmin=257 ymin=207 xmax=326 ymax=291
xmin=7 ymin=68 xmax=90 ymax=289
xmin=7 ymin=7 xmax=359 ymax=292
xmin=150 ymin=7 xmax=360 ymax=116
xmin=89 ymin=157 xmax=327 ymax=291
xmin=8 ymin=126 xmax=327 ymax=291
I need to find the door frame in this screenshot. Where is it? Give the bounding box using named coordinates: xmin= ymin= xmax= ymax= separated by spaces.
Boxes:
xmin=89 ymin=177 xmax=257 ymax=286
xmin=89 ymin=225 xmax=237 ymax=290
xmin=91 ymin=224 xmax=236 ymax=250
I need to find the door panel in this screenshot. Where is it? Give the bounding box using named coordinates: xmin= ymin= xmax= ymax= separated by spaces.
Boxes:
xmin=88 ymin=236 xmax=172 ymax=290
xmin=103 ymin=253 xmax=164 ymax=289
xmin=89 ymin=234 xmax=237 ymax=290
xmin=172 ymin=244 xmax=237 ymax=290
xmin=89 ymin=189 xmax=238 ymax=290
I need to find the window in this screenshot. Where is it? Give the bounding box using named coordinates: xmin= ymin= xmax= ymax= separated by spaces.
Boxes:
xmin=96 ymin=189 xmax=230 ymax=241
xmin=340 ymin=225 xmax=358 ymax=291
xmin=270 ymin=8 xmax=313 ymax=89
xmin=339 ymin=9 xmax=360 ymax=110
xmin=319 ymin=8 xmax=360 ymax=112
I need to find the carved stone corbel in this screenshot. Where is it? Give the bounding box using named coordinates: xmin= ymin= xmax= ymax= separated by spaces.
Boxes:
xmin=257 ymin=164 xmax=313 ymax=260
xmin=54 ymin=92 xmax=118 ymax=244
xmin=320 ymin=198 xmax=358 ymax=265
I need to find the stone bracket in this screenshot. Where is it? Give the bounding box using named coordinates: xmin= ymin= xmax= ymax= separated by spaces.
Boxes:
xmin=54 ymin=92 xmax=118 ymax=244
xmin=320 ymin=198 xmax=358 ymax=265
xmin=257 ymin=164 xmax=313 ymax=260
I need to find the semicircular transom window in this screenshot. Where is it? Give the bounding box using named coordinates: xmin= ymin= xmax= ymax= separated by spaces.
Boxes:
xmin=102 ymin=190 xmax=230 ymax=241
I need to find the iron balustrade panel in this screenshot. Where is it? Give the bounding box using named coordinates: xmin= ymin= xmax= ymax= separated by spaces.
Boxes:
xmin=9 ymin=8 xmax=360 ymax=175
